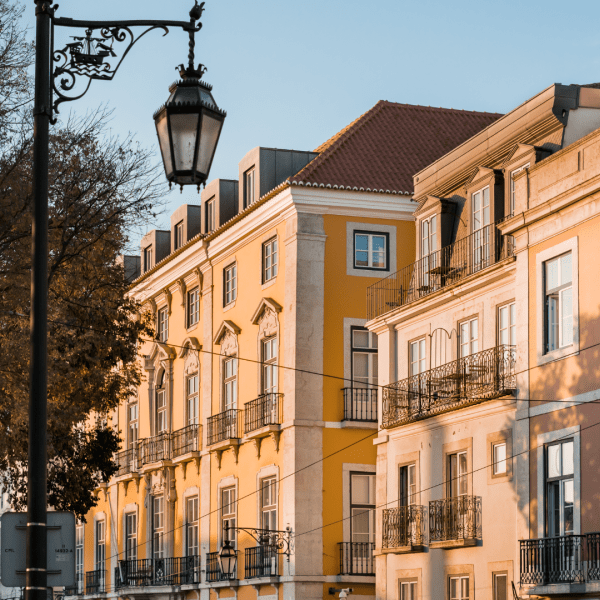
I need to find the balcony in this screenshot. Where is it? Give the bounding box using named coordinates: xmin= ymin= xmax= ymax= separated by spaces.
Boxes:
xmin=114 ymin=556 xmax=200 ymax=588
xmin=245 ymin=546 xmax=279 ymax=579
xmin=207 ymin=409 xmax=242 ymax=446
xmin=65 ymin=573 xmax=84 ymax=596
xmin=382 ymin=345 xmax=516 ymax=429
xmin=338 ymin=542 xmax=375 ymax=576
xmin=85 ymin=569 xmax=105 ymax=594
xmin=429 ymin=496 xmax=482 ymax=548
xmin=206 ymin=551 xmax=235 ymax=583
xmin=382 ymin=505 xmax=427 ymax=553
xmin=367 ymin=223 xmax=515 ymax=320
xmin=342 ymin=387 xmax=378 ymax=422
xmin=172 ymin=423 xmax=201 ymax=458
xmin=139 ymin=432 xmax=170 ymax=465
xmin=520 ymin=533 xmax=600 ymax=588
xmin=244 ymin=393 xmax=283 ymax=435
xmin=115 ymin=447 xmax=137 ymax=477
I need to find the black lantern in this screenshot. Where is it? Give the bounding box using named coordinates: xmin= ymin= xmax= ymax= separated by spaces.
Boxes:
xmin=153 ymin=1 xmax=226 ymax=191
xmin=217 ymin=538 xmax=237 ymax=579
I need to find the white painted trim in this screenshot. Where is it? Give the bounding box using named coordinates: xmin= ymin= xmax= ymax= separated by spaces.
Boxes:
xmin=92 ymin=511 xmax=106 ymax=570
xmin=342 ymin=463 xmax=376 ymax=544
xmin=217 ymin=475 xmax=238 ymax=547
xmin=536 ymin=425 xmax=581 ymax=537
xmin=346 ymin=221 xmax=397 ymax=278
xmin=529 ymin=387 xmax=600 ymax=417
xmin=256 ymin=464 xmax=279 ymax=530
xmin=535 ymin=236 xmax=579 ymax=366
xmin=343 ymin=318 xmax=368 ymax=384
xmin=121 ymin=503 xmax=138 ymax=560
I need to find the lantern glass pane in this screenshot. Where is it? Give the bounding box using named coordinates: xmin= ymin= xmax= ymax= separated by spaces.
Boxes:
xmin=155 ymin=112 xmax=173 ymax=176
xmin=170 ymin=113 xmax=199 ymax=172
xmin=197 ymin=113 xmax=222 ymax=175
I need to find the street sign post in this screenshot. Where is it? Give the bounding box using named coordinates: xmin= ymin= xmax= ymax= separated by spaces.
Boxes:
xmin=1 ymin=512 xmax=76 ymax=588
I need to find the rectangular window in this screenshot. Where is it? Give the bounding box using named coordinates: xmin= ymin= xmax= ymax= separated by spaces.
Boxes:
xmin=498 ymin=302 xmax=516 ymax=347
xmin=400 ymin=581 xmax=417 ymax=600
xmin=352 ymin=327 xmax=378 ymax=388
xmin=354 ymin=232 xmax=388 ymax=270
xmin=244 ymin=168 xmax=255 ymax=208
xmin=459 ymin=318 xmax=478 ymax=358
xmin=221 ymin=487 xmax=237 ymax=547
xmin=262 ymin=238 xmax=278 ymax=283
xmin=399 ymin=464 xmax=417 ymax=506
xmin=260 ymin=477 xmax=277 ymax=531
xmin=95 ymin=520 xmax=105 ymax=570
xmin=545 ymin=253 xmax=573 ymax=353
xmin=493 ymin=442 xmax=507 ymax=475
xmin=262 ymin=337 xmax=278 ymax=395
xmin=510 ymin=164 xmax=529 ymax=217
xmin=144 ymin=245 xmax=153 ymax=272
xmin=449 ymin=576 xmax=469 ymax=600
xmin=153 ymin=495 xmax=164 ymax=559
xmin=448 ymin=451 xmax=468 ymax=497
xmin=157 ymin=306 xmax=168 ymax=342
xmin=409 ymin=338 xmax=426 ymax=377
xmin=187 ymin=287 xmax=200 ymax=327
xmin=421 ymin=215 xmax=438 ymax=287
xmin=546 ymin=439 xmax=574 ymax=536
xmin=174 ymin=220 xmax=184 ymax=250
xmin=186 ymin=496 xmax=199 ymax=557
xmin=128 ymin=403 xmax=138 ymax=448
xmin=493 ymin=572 xmax=508 ymax=600
xmin=350 ymin=472 xmax=375 ymax=544
xmin=125 ymin=513 xmax=137 ymax=561
xmin=206 ymin=197 xmax=216 ymax=232
xmin=76 ymin=523 xmax=84 ymax=592
xmin=224 ymin=264 xmax=237 ymax=306
xmin=223 ymin=357 xmax=238 ymax=410
xmin=187 ymin=375 xmax=199 ymax=426
xmin=472 ymin=186 xmax=491 ymax=269
xmin=156 ymin=389 xmax=167 ymax=434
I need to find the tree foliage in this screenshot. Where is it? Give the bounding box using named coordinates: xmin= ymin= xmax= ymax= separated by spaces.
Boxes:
xmin=0 ymin=0 xmax=163 ymax=519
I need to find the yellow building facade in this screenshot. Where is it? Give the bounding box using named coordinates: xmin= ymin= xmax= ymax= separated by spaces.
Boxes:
xmin=71 ymin=101 xmax=500 ymax=600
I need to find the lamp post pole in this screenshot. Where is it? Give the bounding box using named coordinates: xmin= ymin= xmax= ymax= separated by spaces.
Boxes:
xmin=26 ymin=3 xmax=52 ymax=600
xmin=24 ymin=3 xmax=223 ymax=600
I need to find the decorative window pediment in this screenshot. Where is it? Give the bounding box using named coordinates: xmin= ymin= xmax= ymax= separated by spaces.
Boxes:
xmin=214 ymin=320 xmax=241 ymax=357
xmin=178 ymin=336 xmax=202 ymax=375
xmin=251 ymin=298 xmax=282 ymax=340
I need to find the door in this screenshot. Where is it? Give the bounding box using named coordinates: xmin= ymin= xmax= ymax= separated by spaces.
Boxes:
xmin=472 ymin=187 xmax=491 ymax=270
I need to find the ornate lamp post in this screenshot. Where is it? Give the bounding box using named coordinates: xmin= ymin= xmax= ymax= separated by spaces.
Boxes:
xmin=27 ymin=4 xmax=224 ymax=600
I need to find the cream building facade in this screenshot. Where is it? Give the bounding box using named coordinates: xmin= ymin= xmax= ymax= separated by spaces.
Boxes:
xmin=367 ymin=83 xmax=600 ymax=600
xmin=71 ymin=102 xmax=499 ymax=600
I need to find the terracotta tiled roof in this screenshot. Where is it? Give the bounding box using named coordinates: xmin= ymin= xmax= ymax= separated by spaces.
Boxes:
xmin=289 ymin=101 xmax=502 ymax=195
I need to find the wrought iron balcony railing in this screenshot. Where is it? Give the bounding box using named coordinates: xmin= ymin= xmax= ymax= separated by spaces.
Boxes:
xmin=172 ymin=423 xmax=201 ymax=458
xmin=244 ymin=393 xmax=283 ymax=434
xmin=429 ymin=496 xmax=482 ymax=544
xmin=382 ymin=505 xmax=427 ymax=549
xmin=206 ymin=551 xmax=235 ymax=582
xmin=115 ymin=447 xmax=138 ymax=476
xmin=245 ymin=546 xmax=279 ymax=579
xmin=338 ymin=542 xmax=375 ymax=576
xmin=85 ymin=569 xmax=105 ymax=594
xmin=342 ymin=387 xmax=378 ymax=422
xmin=64 ymin=573 xmax=84 ymax=596
xmin=367 ymin=223 xmax=515 ymax=320
xmin=114 ymin=556 xmax=200 ymax=588
xmin=383 ymin=345 xmax=516 ymax=429
xmin=520 ymin=533 xmax=600 ymax=585
xmin=207 ymin=409 xmax=242 ymax=445
xmin=139 ymin=432 xmax=170 ymax=465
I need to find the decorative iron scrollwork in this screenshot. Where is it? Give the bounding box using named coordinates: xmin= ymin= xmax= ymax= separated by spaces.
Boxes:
xmin=226 ymin=526 xmax=294 ymax=561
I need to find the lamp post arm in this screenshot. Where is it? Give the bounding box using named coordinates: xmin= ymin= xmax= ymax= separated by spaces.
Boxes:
xmin=53 ymin=18 xmax=198 ymax=31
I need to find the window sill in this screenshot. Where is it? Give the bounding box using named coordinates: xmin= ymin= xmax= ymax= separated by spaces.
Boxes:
xmin=536 ymin=343 xmax=578 ymax=366
xmin=375 ymin=544 xmax=426 ymax=555
xmin=261 ymin=277 xmax=277 ymax=291
xmin=429 ymin=539 xmax=477 ymax=549
xmin=223 ymin=300 xmax=236 ymax=313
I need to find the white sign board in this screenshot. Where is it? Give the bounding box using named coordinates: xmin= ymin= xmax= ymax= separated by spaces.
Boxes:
xmin=1 ymin=512 xmax=76 ymax=588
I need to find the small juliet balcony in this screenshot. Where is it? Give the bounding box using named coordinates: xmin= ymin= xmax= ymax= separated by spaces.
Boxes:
xmin=172 ymin=423 xmax=202 ymax=459
xmin=114 ymin=557 xmax=200 ymax=589
xmin=206 ymin=551 xmax=235 ymax=583
xmin=115 ymin=447 xmax=138 ymax=477
xmin=382 ymin=345 xmax=516 ymax=429
xmin=342 ymin=387 xmax=378 ymax=422
xmin=382 ymin=505 xmax=427 ymax=553
xmin=139 ymin=432 xmax=170 ymax=465
xmin=65 ymin=573 xmax=84 ymax=596
xmin=367 ymin=223 xmax=515 ymax=320
xmin=245 ymin=545 xmax=279 ymax=579
xmin=429 ymin=496 xmax=482 ymax=548
xmin=244 ymin=393 xmax=283 ymax=437
xmin=338 ymin=542 xmax=375 ymax=576
xmin=85 ymin=569 xmax=106 ymax=594
xmin=520 ymin=533 xmax=600 ymax=590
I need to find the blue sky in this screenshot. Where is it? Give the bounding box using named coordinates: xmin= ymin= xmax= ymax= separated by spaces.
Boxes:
xmin=29 ymin=0 xmax=600 ymax=248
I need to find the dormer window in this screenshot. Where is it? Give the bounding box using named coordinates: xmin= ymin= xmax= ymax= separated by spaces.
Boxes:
xmin=174 ymin=221 xmax=184 ymax=250
xmin=421 ymin=215 xmax=438 ymax=258
xmin=206 ymin=197 xmax=216 ymax=232
xmin=472 ymin=186 xmax=491 ymax=269
xmin=509 ymin=164 xmax=529 ymax=217
xmin=144 ymin=245 xmax=153 ymax=272
xmin=244 ymin=168 xmax=255 ymax=209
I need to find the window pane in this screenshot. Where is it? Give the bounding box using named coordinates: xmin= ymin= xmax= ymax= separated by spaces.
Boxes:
xmin=546 ymin=258 xmax=559 ymax=291
xmin=494 ymin=574 xmax=507 ymax=600
xmin=562 ymin=441 xmax=574 ymax=475
xmin=353 ymin=330 xmax=370 ymax=348
xmin=560 ymin=253 xmax=572 ymax=285
xmin=548 ymin=444 xmax=561 ymax=478
xmin=353 ymin=353 xmax=369 ymax=381
xmin=352 ymin=474 xmax=370 ymax=504
xmin=493 ymin=443 xmax=507 ymax=475
xmin=355 ymin=235 xmax=368 ymax=251
xmin=355 ymin=251 xmax=369 ymax=267
xmin=561 ymin=287 xmax=573 ymax=346
xmin=564 ymin=479 xmax=574 ymax=534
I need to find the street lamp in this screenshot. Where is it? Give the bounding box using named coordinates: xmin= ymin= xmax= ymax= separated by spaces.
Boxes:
xmin=217 ymin=536 xmax=238 ymax=580
xmin=27 ymin=3 xmax=224 ymax=600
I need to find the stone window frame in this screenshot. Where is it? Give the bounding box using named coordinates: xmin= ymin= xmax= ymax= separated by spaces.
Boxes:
xmin=486 ymin=430 xmax=513 ymax=485
xmin=122 ymin=503 xmax=138 ymax=561
xmin=442 ymin=437 xmax=473 ymax=499
xmin=342 ymin=463 xmax=375 ymax=544
xmin=93 ymin=511 xmax=107 ymax=571
xmin=346 ymin=221 xmax=397 ymax=278
xmin=396 ymin=568 xmax=421 ymax=600
xmin=394 ymin=450 xmax=421 ymax=507
xmin=262 ymin=235 xmax=279 ymax=285
xmin=223 ymin=261 xmax=238 ymax=310
xmin=256 ymin=464 xmax=279 ymax=531
xmin=535 ymin=236 xmax=579 ymax=366
xmin=182 ymin=486 xmax=200 ymax=557
xmin=444 ymin=564 xmax=474 ymax=600
xmin=487 ymin=560 xmax=513 ymax=600
xmin=217 ymin=475 xmax=238 ymax=547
